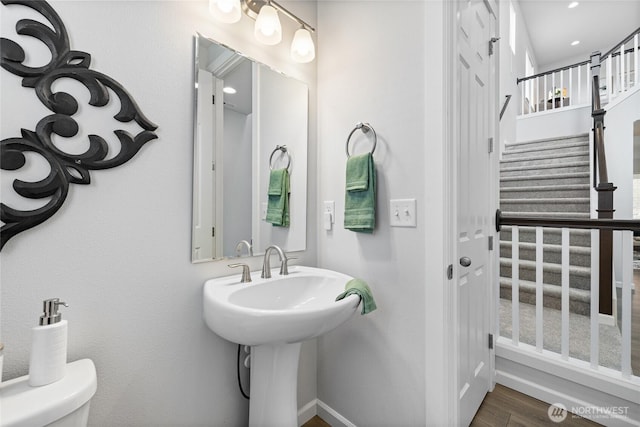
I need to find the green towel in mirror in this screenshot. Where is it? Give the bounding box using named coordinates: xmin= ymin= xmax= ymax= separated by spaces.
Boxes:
xmin=335 ymin=278 xmax=377 ymax=315
xmin=344 ymin=152 xmax=376 ymax=233
xmin=266 ymin=168 xmax=290 ymax=227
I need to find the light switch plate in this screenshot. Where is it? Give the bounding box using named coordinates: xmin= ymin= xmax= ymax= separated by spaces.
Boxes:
xmin=390 ymin=199 xmax=417 ymax=227
xmin=323 ymin=201 xmax=335 ymax=224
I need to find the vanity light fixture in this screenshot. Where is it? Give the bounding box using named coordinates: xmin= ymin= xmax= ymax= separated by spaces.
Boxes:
xmin=209 ymin=0 xmax=316 ymax=63
xmin=254 ymin=2 xmax=282 ymax=45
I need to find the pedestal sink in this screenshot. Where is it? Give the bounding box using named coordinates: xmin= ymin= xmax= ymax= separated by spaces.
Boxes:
xmin=203 ymin=266 xmax=360 ymax=427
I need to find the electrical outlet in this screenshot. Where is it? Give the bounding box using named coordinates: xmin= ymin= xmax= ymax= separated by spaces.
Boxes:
xmin=261 ymin=202 xmax=268 ymax=220
xmin=390 ymin=199 xmax=417 ymax=227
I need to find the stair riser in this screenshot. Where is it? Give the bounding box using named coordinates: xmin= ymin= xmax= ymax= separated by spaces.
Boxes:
xmin=500 ymin=265 xmax=591 ymax=290
xmin=500 ymin=246 xmax=592 ymax=267
xmin=500 ymin=229 xmax=592 ymax=247
xmin=504 ymin=143 xmax=589 ymax=158
xmin=499 ymin=286 xmax=590 ymax=315
xmin=501 ymin=153 xmax=588 ymax=168
xmin=505 ymin=135 xmax=589 ymax=151
xmin=501 ymin=188 xmax=590 ymax=199
xmin=500 ymin=201 xmax=590 ymax=213
xmin=501 ymin=164 xmax=589 ymax=177
xmin=501 ymin=175 xmax=590 ymax=187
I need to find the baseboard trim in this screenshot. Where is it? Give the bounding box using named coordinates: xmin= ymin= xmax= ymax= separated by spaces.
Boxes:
xmin=297 ymin=399 xmax=317 ymax=426
xmin=496 ymin=344 xmax=640 ymax=426
xmin=297 ymin=399 xmax=357 ymax=427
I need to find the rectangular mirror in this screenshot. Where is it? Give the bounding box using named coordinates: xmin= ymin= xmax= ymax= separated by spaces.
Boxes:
xmin=192 ymin=33 xmax=308 ymax=262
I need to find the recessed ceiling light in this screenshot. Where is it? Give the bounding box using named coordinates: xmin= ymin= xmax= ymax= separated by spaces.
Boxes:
xmin=568 ymin=1 xmax=579 ymax=8
xmin=571 ymin=40 xmax=580 ymax=46
xmin=223 ymin=87 xmax=237 ymax=94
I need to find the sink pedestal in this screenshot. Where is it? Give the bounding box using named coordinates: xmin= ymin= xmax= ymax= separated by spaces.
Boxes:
xmin=249 ymin=342 xmax=302 ymax=427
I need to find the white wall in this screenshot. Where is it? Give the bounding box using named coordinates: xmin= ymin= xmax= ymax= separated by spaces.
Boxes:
xmin=499 ymin=0 xmax=538 ymax=151
xmin=316 ymin=1 xmax=448 ymax=425
xmin=0 ymin=1 xmax=318 ymax=425
xmin=516 ymin=105 xmax=591 ymax=142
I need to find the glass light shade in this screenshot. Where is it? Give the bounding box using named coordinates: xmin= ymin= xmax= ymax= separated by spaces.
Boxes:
xmin=209 ymin=0 xmax=241 ymax=24
xmin=290 ymin=28 xmax=315 ymax=63
xmin=254 ymin=5 xmax=282 ymax=45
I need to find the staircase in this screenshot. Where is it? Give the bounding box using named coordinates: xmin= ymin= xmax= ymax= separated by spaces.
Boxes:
xmin=499 ymin=133 xmax=592 ymax=315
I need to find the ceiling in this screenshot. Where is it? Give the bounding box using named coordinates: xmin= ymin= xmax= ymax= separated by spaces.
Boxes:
xmin=518 ymin=0 xmax=640 ymax=69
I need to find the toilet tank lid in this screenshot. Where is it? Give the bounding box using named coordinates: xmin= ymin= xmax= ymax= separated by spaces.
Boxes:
xmin=0 ymin=359 xmax=97 ymax=427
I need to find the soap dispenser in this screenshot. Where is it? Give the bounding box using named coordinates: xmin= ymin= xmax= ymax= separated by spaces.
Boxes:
xmin=28 ymin=298 xmax=69 ymax=386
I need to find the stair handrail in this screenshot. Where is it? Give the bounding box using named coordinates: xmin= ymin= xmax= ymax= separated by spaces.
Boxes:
xmin=601 ymin=26 xmax=640 ymax=60
xmin=516 ymin=59 xmax=590 ymax=85
xmin=495 ymin=209 xmax=640 ymax=232
xmin=590 ymin=51 xmax=608 ymax=189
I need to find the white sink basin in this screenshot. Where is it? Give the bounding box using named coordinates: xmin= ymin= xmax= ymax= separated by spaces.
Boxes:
xmin=203 ymin=266 xmax=360 ymax=346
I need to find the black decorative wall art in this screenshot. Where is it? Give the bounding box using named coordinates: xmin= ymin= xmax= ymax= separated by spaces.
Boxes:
xmin=0 ymin=0 xmax=158 ymax=250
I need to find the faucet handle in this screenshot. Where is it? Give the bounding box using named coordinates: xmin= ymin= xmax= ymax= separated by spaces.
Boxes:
xmin=228 ymin=263 xmax=252 ymax=283
xmin=279 ymin=256 xmax=297 ymax=276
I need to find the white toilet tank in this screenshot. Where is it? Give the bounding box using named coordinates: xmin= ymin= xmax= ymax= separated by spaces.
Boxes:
xmin=0 ymin=359 xmax=97 ymax=427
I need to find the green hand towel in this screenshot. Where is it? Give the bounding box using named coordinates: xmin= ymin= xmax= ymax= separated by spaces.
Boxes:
xmin=344 ymin=152 xmax=376 ymax=233
xmin=266 ymin=168 xmax=290 ymax=227
xmin=335 ymin=278 xmax=377 ymax=315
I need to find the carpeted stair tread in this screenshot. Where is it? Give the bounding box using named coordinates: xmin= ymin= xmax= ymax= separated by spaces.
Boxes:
xmin=500 ymin=161 xmax=589 ymax=173
xmin=500 ymin=171 xmax=589 ymax=182
xmin=504 ymin=142 xmax=589 ymax=158
xmin=499 ymin=241 xmax=591 ymax=255
xmin=501 ymin=197 xmax=589 ymax=204
xmin=501 ymin=184 xmax=590 ymax=193
xmin=500 ymin=257 xmax=591 ymax=277
xmin=505 ymin=133 xmax=589 ymax=149
xmin=501 ymin=150 xmax=588 ymax=164
xmin=499 ymin=277 xmax=591 ymax=302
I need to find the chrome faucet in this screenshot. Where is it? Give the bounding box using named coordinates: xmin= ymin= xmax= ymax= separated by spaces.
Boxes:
xmin=235 ymin=240 xmax=253 ymax=257
xmin=261 ymin=245 xmax=289 ymax=278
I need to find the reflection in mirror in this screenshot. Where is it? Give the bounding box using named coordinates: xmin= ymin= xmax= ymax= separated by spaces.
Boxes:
xmin=192 ymin=33 xmax=308 ymax=263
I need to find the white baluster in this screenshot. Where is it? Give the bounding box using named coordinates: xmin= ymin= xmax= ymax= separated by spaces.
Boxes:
xmin=569 ymin=67 xmax=573 ymax=107
xmin=512 ymin=226 xmax=520 ymax=345
xmin=607 ymin=54 xmax=613 ymax=102
xmin=621 ymin=231 xmax=632 ymax=378
xmin=619 ymin=44 xmax=625 ymax=93
xmin=521 ymin=81 xmax=525 ymax=115
xmin=552 ymin=72 xmax=556 ymax=109
xmin=543 ymin=76 xmax=548 ymax=112
xmin=535 ymin=227 xmax=543 ymax=352
xmin=590 ymin=229 xmax=599 ymax=369
xmin=561 ymin=228 xmax=569 ymax=360
xmin=578 ymin=64 xmax=582 ymax=105
xmin=634 ymin=34 xmax=639 ymax=87
xmin=560 ymin=69 xmax=564 ymax=108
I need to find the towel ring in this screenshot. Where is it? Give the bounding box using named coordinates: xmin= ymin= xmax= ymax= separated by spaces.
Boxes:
xmin=346 ymin=122 xmax=377 ymax=158
xmin=269 ymin=145 xmax=291 ymax=171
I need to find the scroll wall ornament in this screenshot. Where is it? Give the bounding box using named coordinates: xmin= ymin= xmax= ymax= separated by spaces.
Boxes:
xmin=0 ymin=0 xmax=158 ymax=250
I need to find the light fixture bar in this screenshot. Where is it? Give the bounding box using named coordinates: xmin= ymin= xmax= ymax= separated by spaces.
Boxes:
xmin=269 ymin=0 xmax=315 ymax=32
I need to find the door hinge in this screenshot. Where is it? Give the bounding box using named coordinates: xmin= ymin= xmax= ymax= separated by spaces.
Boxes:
xmin=212 ymin=95 xmax=215 ymax=104
xmin=488 ymin=37 xmax=500 ymax=56
xmin=488 ymin=137 xmax=494 ymax=153
xmin=488 ymin=236 xmax=494 ymax=250
xmin=212 ymin=162 xmax=215 ymax=171
xmin=488 ymin=333 xmax=494 ymax=349
xmin=212 ymin=227 xmax=215 ymax=237
xmin=447 ymin=264 xmax=453 ymax=280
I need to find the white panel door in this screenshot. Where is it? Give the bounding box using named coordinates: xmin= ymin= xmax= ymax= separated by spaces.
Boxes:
xmin=456 ymin=0 xmax=494 ymax=425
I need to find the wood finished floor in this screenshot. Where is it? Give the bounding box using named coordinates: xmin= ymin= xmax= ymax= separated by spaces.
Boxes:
xmin=302 ymin=385 xmax=600 ymax=427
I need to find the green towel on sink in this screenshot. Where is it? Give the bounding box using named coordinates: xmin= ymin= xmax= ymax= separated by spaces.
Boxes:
xmin=335 ymin=278 xmax=377 ymax=315
xmin=266 ymin=168 xmax=290 ymax=227
xmin=344 ymin=152 xmax=376 ymax=233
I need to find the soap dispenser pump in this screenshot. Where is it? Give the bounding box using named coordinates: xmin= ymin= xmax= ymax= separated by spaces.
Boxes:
xmin=28 ymin=298 xmax=69 ymax=386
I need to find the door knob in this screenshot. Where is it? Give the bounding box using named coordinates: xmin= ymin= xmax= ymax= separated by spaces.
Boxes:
xmin=459 ymin=256 xmax=472 ymax=267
